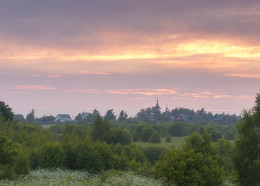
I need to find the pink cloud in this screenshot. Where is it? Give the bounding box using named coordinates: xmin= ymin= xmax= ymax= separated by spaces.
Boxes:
xmin=80 ymin=71 xmax=111 ymax=75
xmin=226 ymin=73 xmax=260 ymax=79
xmin=47 ymin=75 xmax=63 ymax=78
xmin=131 ymin=97 xmax=152 ymax=100
xmin=68 ymin=88 xmax=178 ymax=96
xmin=8 ymin=91 xmax=25 ymax=94
xmin=14 ymin=85 xmax=57 ymax=90
xmin=213 ymin=95 xmax=230 ymax=99
xmin=30 ymin=74 xmax=40 ymax=77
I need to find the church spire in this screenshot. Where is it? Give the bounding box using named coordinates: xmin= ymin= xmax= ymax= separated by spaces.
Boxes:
xmin=155 ymin=97 xmax=161 ymax=110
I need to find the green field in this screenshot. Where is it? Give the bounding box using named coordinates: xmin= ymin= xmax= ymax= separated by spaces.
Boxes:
xmin=133 ymin=136 xmax=185 ymax=149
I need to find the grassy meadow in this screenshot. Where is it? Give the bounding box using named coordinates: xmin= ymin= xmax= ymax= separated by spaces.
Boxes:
xmin=0 ymin=169 xmax=163 ymax=186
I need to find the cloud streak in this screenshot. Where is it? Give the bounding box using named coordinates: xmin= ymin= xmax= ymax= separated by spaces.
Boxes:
xmin=68 ymin=88 xmax=178 ymax=96
xmin=0 ymin=85 xmax=57 ymax=91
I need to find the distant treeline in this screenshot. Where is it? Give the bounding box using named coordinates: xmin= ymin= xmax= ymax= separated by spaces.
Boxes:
xmin=14 ymin=105 xmax=241 ymax=125
xmin=0 ymin=95 xmax=259 ymax=185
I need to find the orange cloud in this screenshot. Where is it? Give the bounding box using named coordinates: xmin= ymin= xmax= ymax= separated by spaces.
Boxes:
xmin=68 ymin=88 xmax=178 ymax=96
xmin=213 ymin=95 xmax=230 ymax=99
xmin=1 ymin=34 xmax=260 ymax=76
xmin=226 ymin=73 xmax=260 ymax=79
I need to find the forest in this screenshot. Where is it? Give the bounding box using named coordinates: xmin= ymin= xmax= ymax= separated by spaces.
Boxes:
xmin=0 ymin=93 xmax=260 ymax=185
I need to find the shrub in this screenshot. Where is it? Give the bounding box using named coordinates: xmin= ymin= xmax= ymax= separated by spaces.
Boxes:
xmin=39 ymin=142 xmax=65 ymax=168
xmin=148 ymin=132 xmax=161 ymax=143
xmin=165 ymin=135 xmax=171 ymax=143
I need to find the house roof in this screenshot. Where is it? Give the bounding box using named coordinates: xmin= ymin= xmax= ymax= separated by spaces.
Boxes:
xmin=179 ymin=114 xmax=190 ymax=122
xmin=14 ymin=114 xmax=25 ymax=120
xmin=214 ymin=116 xmax=224 ymax=121
xmin=56 ymin=114 xmax=71 ymax=119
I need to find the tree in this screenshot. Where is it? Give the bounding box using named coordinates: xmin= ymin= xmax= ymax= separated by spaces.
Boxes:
xmin=0 ymin=101 xmax=14 ymax=122
xmin=168 ymin=122 xmax=185 ymax=137
xmin=155 ymin=148 xmax=224 ymax=185
xmin=140 ymin=126 xmax=154 ymax=142
xmin=26 ymin=109 xmax=35 ymax=123
xmin=38 ymin=115 xmax=55 ymax=123
xmin=148 ymin=131 xmax=161 ymax=143
xmin=165 ymin=135 xmax=171 ymax=143
xmin=109 ymin=129 xmax=132 ymax=145
xmin=39 ymin=142 xmax=65 ymax=168
xmin=118 ymin=110 xmax=128 ymax=122
xmin=233 ymin=93 xmax=260 ymax=185
xmin=0 ymin=132 xmax=17 ymax=179
xmin=143 ymin=147 xmax=164 ymax=164
xmin=91 ymin=115 xmax=111 ymax=142
xmin=105 ymin=109 xmax=116 ymax=121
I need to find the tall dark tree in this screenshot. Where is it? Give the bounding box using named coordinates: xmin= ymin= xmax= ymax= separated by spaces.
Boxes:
xmin=105 ymin=109 xmax=116 ymax=121
xmin=118 ymin=110 xmax=128 ymax=122
xmin=91 ymin=115 xmax=111 ymax=142
xmin=0 ymin=101 xmax=14 ymax=122
xmin=26 ymin=109 xmax=35 ymax=123
xmin=233 ymin=93 xmax=260 ymax=185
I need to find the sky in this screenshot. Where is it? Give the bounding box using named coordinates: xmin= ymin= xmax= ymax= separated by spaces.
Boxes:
xmin=1 ymin=0 xmax=260 ymax=118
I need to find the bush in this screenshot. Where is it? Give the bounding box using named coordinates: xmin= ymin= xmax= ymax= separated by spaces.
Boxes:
xmin=148 ymin=132 xmax=161 ymax=143
xmin=168 ymin=122 xmax=184 ymax=137
xmin=143 ymin=147 xmax=164 ymax=164
xmin=155 ymin=148 xmax=224 ymax=185
xmin=165 ymin=135 xmax=171 ymax=143
xmin=39 ymin=142 xmax=65 ymax=168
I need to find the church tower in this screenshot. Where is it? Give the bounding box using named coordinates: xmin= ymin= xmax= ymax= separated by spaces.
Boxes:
xmin=154 ymin=97 xmax=161 ymax=114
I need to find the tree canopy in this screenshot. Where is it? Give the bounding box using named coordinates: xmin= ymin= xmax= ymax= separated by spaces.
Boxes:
xmin=233 ymin=93 xmax=260 ymax=185
xmin=0 ymin=101 xmax=14 ymax=122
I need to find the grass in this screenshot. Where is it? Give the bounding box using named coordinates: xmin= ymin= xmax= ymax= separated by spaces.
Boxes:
xmin=133 ymin=136 xmax=185 ymax=149
xmin=0 ymin=169 xmax=163 ymax=186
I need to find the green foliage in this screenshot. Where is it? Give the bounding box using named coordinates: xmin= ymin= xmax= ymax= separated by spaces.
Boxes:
xmin=0 ymin=133 xmax=16 ymax=179
xmin=118 ymin=110 xmax=128 ymax=122
xmin=155 ymin=148 xmax=224 ymax=185
xmin=26 ymin=109 xmax=36 ymax=123
xmin=233 ymin=93 xmax=260 ymax=185
xmin=0 ymin=131 xmax=30 ymax=179
xmin=73 ymin=144 xmax=103 ymax=173
xmin=39 ymin=142 xmax=65 ymax=168
xmin=208 ymin=128 xmax=223 ymax=142
xmin=168 ymin=122 xmax=185 ymax=137
xmin=216 ymin=139 xmax=234 ymax=176
xmin=165 ymin=135 xmax=171 ymax=143
xmin=105 ymin=109 xmax=117 ymax=121
xmin=109 ymin=129 xmax=132 ymax=145
xmin=91 ymin=115 xmax=111 ymax=142
xmin=184 ymin=132 xmax=217 ymax=156
xmin=148 ymin=131 xmax=161 ymax=143
xmin=37 ymin=115 xmax=55 ymax=123
xmin=143 ymin=147 xmax=164 ymax=164
xmin=156 ymin=132 xmax=226 ymax=185
xmin=13 ymin=148 xmax=30 ymax=175
xmin=224 ymin=125 xmax=238 ymax=140
xmin=140 ymin=126 xmax=154 ymax=142
xmin=0 ymin=101 xmax=14 ymax=122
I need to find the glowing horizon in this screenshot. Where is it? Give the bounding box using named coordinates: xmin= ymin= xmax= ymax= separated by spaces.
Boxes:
xmin=0 ymin=0 xmax=259 ymax=117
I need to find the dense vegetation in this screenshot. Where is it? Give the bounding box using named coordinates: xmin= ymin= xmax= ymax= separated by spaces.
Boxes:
xmin=0 ymin=93 xmax=259 ymax=185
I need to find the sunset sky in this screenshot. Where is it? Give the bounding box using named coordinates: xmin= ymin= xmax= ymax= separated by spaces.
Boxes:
xmin=1 ymin=0 xmax=260 ymax=117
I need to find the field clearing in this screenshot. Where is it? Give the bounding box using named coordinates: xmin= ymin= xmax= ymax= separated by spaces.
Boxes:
xmin=133 ymin=136 xmax=185 ymax=149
